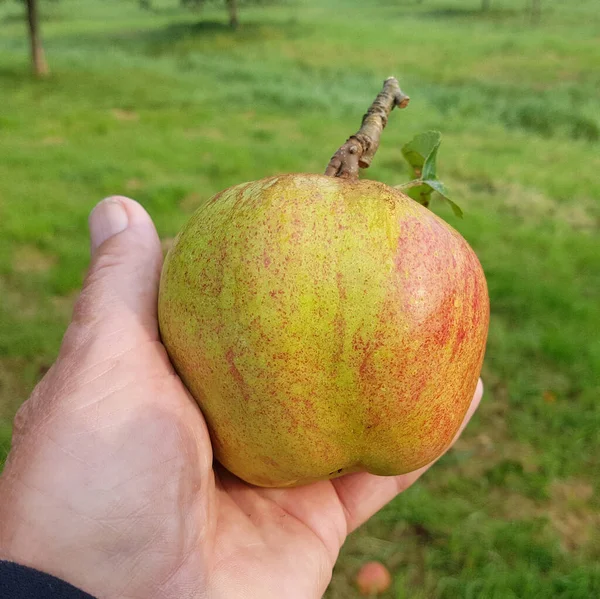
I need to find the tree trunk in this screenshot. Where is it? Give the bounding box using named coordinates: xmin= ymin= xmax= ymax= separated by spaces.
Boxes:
xmin=26 ymin=0 xmax=49 ymax=77
xmin=226 ymin=0 xmax=238 ymax=29
xmin=481 ymin=0 xmax=491 ymax=11
xmin=531 ymin=0 xmax=541 ymax=24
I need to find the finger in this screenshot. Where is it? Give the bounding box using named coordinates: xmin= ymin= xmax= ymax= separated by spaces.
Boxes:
xmin=332 ymin=378 xmax=484 ymax=533
xmin=60 ymin=196 xmax=163 ymax=358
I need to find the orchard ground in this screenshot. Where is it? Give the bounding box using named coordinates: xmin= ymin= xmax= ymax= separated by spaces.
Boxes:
xmin=1 ymin=0 xmax=599 ymax=596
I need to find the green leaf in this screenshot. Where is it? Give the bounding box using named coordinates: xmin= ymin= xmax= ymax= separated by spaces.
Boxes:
xmin=422 ymin=140 xmax=441 ymax=181
xmin=401 ymin=131 xmax=442 ymax=179
xmin=424 ymin=179 xmax=464 ymax=218
xmin=397 ymin=181 xmax=433 ymax=207
xmin=396 ymin=179 xmax=463 ymax=218
xmin=400 ymin=131 xmax=463 ymax=218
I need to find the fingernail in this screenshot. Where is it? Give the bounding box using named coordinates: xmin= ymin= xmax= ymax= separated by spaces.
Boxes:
xmin=89 ymin=198 xmax=129 ymax=254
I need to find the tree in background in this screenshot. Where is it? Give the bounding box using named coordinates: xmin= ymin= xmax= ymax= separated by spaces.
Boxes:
xmin=226 ymin=0 xmax=237 ymax=28
xmin=530 ymin=0 xmax=541 ymax=24
xmin=0 ymin=0 xmax=50 ymax=76
xmin=26 ymin=0 xmax=49 ymax=76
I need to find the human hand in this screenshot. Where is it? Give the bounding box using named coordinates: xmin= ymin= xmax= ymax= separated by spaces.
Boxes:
xmin=0 ymin=197 xmax=483 ymax=599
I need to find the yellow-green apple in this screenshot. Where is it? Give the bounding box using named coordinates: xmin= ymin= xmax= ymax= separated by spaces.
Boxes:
xmin=158 ymin=173 xmax=489 ymax=487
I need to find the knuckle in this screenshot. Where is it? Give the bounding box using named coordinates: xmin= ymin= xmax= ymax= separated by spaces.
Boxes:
xmin=11 ymin=366 xmax=57 ymax=438
xmin=87 ymin=248 xmax=127 ymax=282
xmin=12 ymin=399 xmax=32 ymax=437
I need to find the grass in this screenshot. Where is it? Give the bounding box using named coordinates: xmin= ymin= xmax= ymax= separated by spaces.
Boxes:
xmin=1 ymin=0 xmax=599 ymax=596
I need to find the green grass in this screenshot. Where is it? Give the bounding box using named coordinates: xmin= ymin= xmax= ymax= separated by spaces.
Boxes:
xmin=1 ymin=0 xmax=599 ymax=596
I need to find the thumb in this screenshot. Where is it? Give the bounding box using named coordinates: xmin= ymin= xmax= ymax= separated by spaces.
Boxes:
xmin=66 ymin=196 xmax=163 ymax=353
xmin=9 ymin=197 xmax=164 ymax=437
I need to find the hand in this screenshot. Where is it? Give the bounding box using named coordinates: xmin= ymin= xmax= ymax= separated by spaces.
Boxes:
xmin=0 ymin=197 xmax=483 ymax=599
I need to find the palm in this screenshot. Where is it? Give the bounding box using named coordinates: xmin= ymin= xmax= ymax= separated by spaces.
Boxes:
xmin=210 ymin=474 xmax=341 ymax=598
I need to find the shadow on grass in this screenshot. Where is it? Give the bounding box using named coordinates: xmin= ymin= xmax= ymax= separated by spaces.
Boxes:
xmin=162 ymin=20 xmax=235 ymax=35
xmin=144 ymin=18 xmax=304 ymax=45
xmin=424 ymin=7 xmax=522 ymax=19
xmin=377 ymin=3 xmax=524 ymax=22
xmin=2 ymin=12 xmax=25 ymax=25
xmin=0 ymin=66 xmax=25 ymax=82
xmin=0 ymin=66 xmax=45 ymax=88
xmin=62 ymin=16 xmax=307 ymax=59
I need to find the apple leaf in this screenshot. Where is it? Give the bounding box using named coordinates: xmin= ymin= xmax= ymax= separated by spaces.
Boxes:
xmin=401 ymin=131 xmax=441 ymax=178
xmin=424 ymin=179 xmax=463 ymax=218
xmin=398 ymin=131 xmax=463 ymax=218
xmin=396 ymin=180 xmax=433 ymax=207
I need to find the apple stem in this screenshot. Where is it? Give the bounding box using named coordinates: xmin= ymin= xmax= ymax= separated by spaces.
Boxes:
xmin=324 ymin=77 xmax=410 ymax=180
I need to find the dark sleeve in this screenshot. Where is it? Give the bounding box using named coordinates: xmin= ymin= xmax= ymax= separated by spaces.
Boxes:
xmin=0 ymin=561 xmax=96 ymax=599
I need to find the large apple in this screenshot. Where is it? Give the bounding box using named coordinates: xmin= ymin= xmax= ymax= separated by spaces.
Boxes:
xmin=158 ymin=173 xmax=489 ymax=487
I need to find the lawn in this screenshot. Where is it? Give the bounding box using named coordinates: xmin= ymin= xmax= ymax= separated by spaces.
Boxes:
xmin=1 ymin=0 xmax=599 ymax=596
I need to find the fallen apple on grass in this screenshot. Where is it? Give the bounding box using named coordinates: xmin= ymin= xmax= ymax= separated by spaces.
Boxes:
xmin=356 ymin=561 xmax=392 ymax=596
